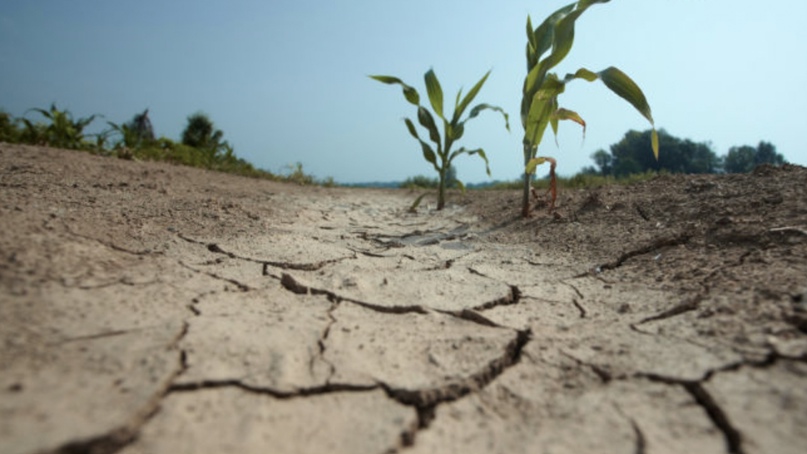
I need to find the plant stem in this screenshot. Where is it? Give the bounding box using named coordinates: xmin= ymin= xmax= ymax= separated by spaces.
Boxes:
xmin=521 ymin=142 xmax=532 ymax=217
xmin=437 ymin=166 xmax=447 ymax=210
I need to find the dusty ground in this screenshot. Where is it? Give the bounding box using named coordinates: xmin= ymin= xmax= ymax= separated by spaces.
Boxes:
xmin=1 ymin=143 xmax=806 ymax=454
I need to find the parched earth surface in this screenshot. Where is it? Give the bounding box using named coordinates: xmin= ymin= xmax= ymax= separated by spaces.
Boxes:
xmin=1 ymin=143 xmax=806 ymax=454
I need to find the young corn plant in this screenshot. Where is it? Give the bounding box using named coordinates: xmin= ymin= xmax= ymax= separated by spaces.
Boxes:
xmin=371 ymin=69 xmax=509 ymax=210
xmin=521 ymin=0 xmax=659 ymax=217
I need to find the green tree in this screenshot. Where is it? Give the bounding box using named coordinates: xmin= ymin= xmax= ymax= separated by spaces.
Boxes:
xmin=181 ymin=112 xmax=229 ymax=167
xmin=400 ymin=175 xmax=439 ymax=189
xmin=520 ymin=0 xmax=658 ymax=217
xmin=370 ymin=69 xmax=509 ymax=210
xmin=753 ymin=141 xmax=785 ymax=167
xmin=106 ymin=109 xmax=156 ymax=152
xmin=723 ymin=141 xmax=785 ymax=173
xmin=590 ymin=149 xmax=612 ymax=176
xmin=129 ymin=108 xmax=155 ymax=146
xmin=445 ymin=164 xmax=459 ymax=189
xmin=182 ymin=112 xmax=223 ymax=149
xmin=607 ymin=129 xmax=718 ymax=177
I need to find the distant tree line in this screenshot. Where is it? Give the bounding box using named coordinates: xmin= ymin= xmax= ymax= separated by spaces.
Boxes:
xmin=581 ymin=129 xmax=787 ymax=177
xmin=0 ymin=105 xmax=292 ymax=181
xmin=400 ymin=165 xmax=459 ymax=189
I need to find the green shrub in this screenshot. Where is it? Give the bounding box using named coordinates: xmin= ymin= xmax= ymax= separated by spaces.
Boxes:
xmin=23 ymin=103 xmax=98 ymax=150
xmin=0 ymin=110 xmax=22 ymax=143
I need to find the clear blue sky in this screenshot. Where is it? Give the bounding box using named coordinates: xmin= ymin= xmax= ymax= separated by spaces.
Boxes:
xmin=2 ymin=1 xmax=805 ymax=183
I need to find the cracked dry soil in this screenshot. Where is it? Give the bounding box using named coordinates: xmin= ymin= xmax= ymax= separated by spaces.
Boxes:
xmin=1 ymin=143 xmax=806 ymax=454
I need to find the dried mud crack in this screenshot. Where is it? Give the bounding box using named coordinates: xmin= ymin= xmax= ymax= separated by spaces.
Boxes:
xmin=383 ymin=328 xmax=532 ymax=449
xmin=3 ymin=145 xmax=806 ymax=454
xmin=683 ymin=382 xmax=745 ymax=454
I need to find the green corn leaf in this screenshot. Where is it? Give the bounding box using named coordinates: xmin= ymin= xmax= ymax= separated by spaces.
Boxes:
xmin=404 ymin=118 xmax=439 ymax=171
xmin=557 ymin=65 xmax=659 ymax=160
xmin=526 ymin=1 xmax=608 ymax=97
xmin=451 ymin=147 xmax=491 ymax=176
xmin=539 ymin=8 xmax=584 ymax=74
xmin=526 ymin=15 xmax=537 ymax=52
xmin=467 ymin=103 xmax=510 ymax=132
xmin=369 ymin=75 xmax=420 ymax=106
xmin=579 ymin=0 xmax=612 ymax=8
xmin=473 ymin=148 xmax=492 ymax=176
xmin=532 ymin=3 xmax=576 ymax=61
xmin=597 ymin=66 xmax=658 ymax=159
xmin=551 ymin=107 xmax=586 ymax=146
xmin=525 ymin=76 xmax=565 ymax=148
xmin=550 ymin=114 xmax=559 ymax=145
xmin=417 ymin=106 xmax=442 ymax=146
xmin=421 ymin=142 xmax=439 ymax=170
xmin=524 ymin=61 xmax=548 ymax=103
xmin=415 ymin=142 xmax=439 ymax=170
xmin=525 ymin=156 xmax=550 ymax=175
xmin=526 ymin=42 xmax=538 ymax=72
xmin=454 ymin=70 xmax=491 ymax=123
xmin=447 ymin=121 xmax=465 ymax=141
xmin=525 ymin=96 xmax=554 ymax=150
xmin=597 ymin=66 xmax=654 ymax=125
xmin=408 ymin=192 xmax=431 ymax=213
xmin=554 ymin=108 xmax=586 ymax=132
xmin=424 ymin=69 xmax=444 ymax=119
xmin=524 ymin=4 xmax=577 ymax=96
xmin=566 ymin=67 xmax=599 ymax=82
xmin=404 ymin=117 xmax=421 ymax=141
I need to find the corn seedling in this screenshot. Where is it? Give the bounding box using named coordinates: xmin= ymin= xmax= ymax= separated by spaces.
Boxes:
xmin=521 ymin=0 xmax=658 ymax=217
xmin=371 ymin=69 xmax=509 ymax=210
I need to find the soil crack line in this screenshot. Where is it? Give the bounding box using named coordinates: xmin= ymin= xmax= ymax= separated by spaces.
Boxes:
xmin=278 ymin=272 xmax=521 ymax=329
xmin=50 ymin=328 xmax=148 ymax=345
xmin=614 ymin=403 xmax=647 ymax=454
xmin=572 ymin=298 xmax=587 ymax=318
xmin=471 ymin=285 xmax=522 ymax=312
xmin=48 ymin=322 xmax=189 ymax=454
xmin=382 ymin=328 xmax=532 ymax=448
xmin=561 ymin=280 xmax=584 ymax=299
xmin=178 ymin=260 xmax=251 ymax=291
xmin=179 ymin=233 xmax=352 ymax=272
xmin=279 ymin=272 xmax=428 ymax=315
xmin=630 ymin=418 xmax=647 ymax=454
xmin=436 ymin=309 xmax=500 ymax=328
xmin=635 ymin=293 xmax=705 ymax=325
xmin=560 ymin=351 xmax=612 ymax=383
xmin=63 ymin=222 xmax=158 ymax=256
xmin=683 ymin=382 xmax=745 ymax=454
xmin=559 ymin=281 xmax=587 ymax=318
xmin=580 ymin=232 xmax=692 ymax=275
xmin=641 ymin=369 xmax=758 ymax=454
xmin=72 ymin=277 xmax=159 ymax=290
xmin=315 ymin=298 xmax=341 ymax=383
xmin=168 ymin=380 xmax=379 ymax=399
